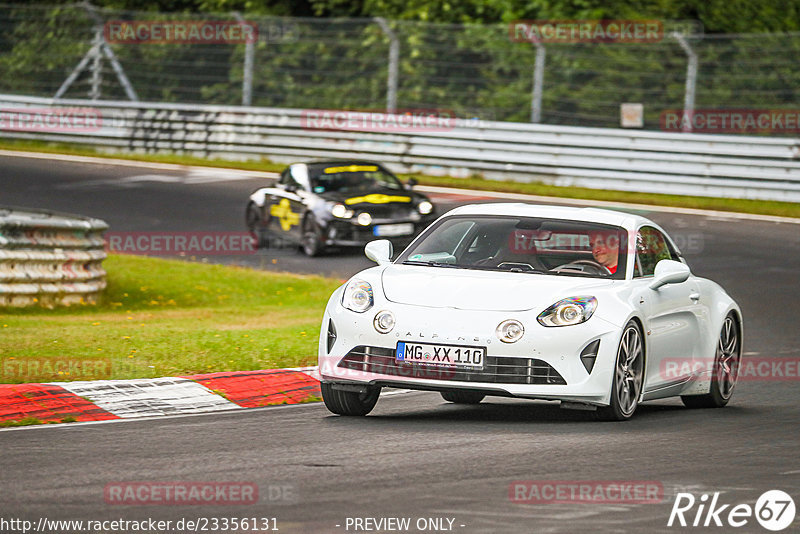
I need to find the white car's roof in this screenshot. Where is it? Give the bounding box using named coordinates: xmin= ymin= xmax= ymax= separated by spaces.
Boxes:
xmin=443 ymin=203 xmax=652 ymax=230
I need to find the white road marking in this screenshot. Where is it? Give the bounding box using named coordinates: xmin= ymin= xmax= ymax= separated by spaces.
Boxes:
xmin=50 ymin=377 xmax=239 ymax=418
xmin=57 ymin=169 xmax=271 ymax=189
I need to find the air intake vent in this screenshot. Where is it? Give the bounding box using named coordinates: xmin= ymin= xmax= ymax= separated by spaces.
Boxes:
xmin=338 ymin=346 xmax=566 ymax=385
xmin=326 ymin=319 xmax=337 ymax=354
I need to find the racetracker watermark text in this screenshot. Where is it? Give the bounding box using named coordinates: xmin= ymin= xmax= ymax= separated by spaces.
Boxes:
xmin=509 ymin=480 xmax=664 ymax=503
xmin=0 ymin=108 xmax=102 ymax=132
xmin=104 ymin=20 xmax=258 ymax=44
xmin=1 ymin=358 xmax=111 ymax=381
xmin=509 ymin=20 xmax=664 ymax=43
xmin=104 ymin=482 xmax=258 ymax=505
xmin=106 ymin=232 xmax=256 ymax=256
xmin=661 ymin=357 xmax=800 ymax=382
xmin=301 ymin=109 xmax=456 ymax=132
xmin=661 ymin=109 xmax=800 ymax=134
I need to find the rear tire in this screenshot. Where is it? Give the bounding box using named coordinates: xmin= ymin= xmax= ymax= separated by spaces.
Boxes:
xmin=682 ymin=314 xmax=740 ymax=409
xmin=321 ymin=383 xmax=380 ymax=416
xmin=440 ymin=390 xmax=485 ymax=404
xmin=245 ymin=201 xmax=269 ymax=248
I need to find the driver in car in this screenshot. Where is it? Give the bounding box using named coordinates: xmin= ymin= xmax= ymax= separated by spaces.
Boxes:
xmin=589 ymin=230 xmax=620 ymax=274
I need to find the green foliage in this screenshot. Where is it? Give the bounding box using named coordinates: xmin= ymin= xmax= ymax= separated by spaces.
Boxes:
xmin=0 ymin=3 xmax=798 ymax=128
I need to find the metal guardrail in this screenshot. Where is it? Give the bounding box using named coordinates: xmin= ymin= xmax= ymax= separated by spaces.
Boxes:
xmin=1 ymin=94 xmax=799 ymax=202
xmin=0 ymin=206 xmax=107 ymax=307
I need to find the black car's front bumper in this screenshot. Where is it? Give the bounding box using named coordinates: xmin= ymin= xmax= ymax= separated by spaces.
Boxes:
xmin=322 ymin=218 xmax=434 ymax=247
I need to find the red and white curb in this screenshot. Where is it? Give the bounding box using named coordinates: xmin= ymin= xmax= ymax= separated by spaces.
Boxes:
xmin=0 ymin=367 xmax=321 ymax=424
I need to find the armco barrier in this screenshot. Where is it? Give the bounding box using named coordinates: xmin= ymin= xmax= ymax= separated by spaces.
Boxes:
xmin=0 ymin=207 xmax=108 ymax=307
xmin=0 ymin=94 xmax=799 ymax=202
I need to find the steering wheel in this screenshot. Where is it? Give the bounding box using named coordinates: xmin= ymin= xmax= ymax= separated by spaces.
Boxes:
xmin=551 ymin=259 xmax=611 ymax=275
xmin=497 ymin=262 xmax=537 ymax=272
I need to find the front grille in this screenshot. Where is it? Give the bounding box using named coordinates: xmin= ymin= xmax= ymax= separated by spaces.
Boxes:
xmin=338 ymin=346 xmax=567 ymax=385
xmin=357 ymin=205 xmax=415 ymax=219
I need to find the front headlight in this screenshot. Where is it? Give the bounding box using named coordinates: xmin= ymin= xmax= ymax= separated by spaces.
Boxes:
xmin=357 ymin=212 xmax=372 ymax=226
xmin=418 ymin=201 xmax=433 ymax=215
xmin=537 ymin=296 xmax=597 ymax=327
xmin=331 ymin=203 xmax=354 ymax=219
xmin=342 ymin=279 xmax=374 ymax=313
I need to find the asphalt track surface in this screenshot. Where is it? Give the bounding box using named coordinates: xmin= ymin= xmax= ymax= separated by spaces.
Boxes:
xmin=1 ymin=152 xmax=799 ymax=533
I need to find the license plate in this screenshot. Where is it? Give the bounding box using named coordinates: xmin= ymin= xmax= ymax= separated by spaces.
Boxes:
xmin=396 ymin=341 xmax=485 ymax=370
xmin=373 ymin=223 xmax=414 ymax=237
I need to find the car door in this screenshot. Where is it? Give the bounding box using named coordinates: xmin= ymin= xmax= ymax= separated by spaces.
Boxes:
xmin=633 ymin=226 xmax=704 ymax=392
xmin=267 ymin=166 xmax=306 ymax=242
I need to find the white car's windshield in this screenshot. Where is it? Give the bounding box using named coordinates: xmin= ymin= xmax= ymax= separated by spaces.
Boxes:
xmin=397 ymin=215 xmax=628 ymax=278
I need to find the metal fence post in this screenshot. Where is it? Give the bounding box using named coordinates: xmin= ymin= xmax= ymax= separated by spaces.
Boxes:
xmin=375 ymin=17 xmax=399 ymax=113
xmin=234 ymin=12 xmax=254 ymax=106
xmin=56 ymin=2 xmax=138 ymax=101
xmin=673 ymin=32 xmax=698 ymax=133
xmin=90 ymin=29 xmax=102 ymax=100
xmin=530 ymin=42 xmax=546 ymax=123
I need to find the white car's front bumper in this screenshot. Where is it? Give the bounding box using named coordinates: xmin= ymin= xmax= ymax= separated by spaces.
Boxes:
xmin=319 ymin=298 xmax=624 ymax=406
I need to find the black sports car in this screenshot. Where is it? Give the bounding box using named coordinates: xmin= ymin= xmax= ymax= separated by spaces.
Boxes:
xmin=245 ymin=161 xmax=436 ymax=256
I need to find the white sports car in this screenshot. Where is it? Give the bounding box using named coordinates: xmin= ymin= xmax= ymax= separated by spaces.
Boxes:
xmin=318 ymin=203 xmax=742 ymax=420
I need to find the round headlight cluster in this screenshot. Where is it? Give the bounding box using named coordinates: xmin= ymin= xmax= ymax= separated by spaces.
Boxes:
xmin=373 ymin=310 xmax=396 ymax=333
xmin=537 ymin=296 xmax=598 ymax=327
xmin=342 ymin=279 xmax=374 ymax=313
xmin=331 ymin=203 xmax=353 ymax=218
xmin=496 ymin=319 xmax=525 ymax=343
xmin=357 ymin=212 xmax=372 ymax=226
xmin=418 ymin=201 xmax=433 ymax=215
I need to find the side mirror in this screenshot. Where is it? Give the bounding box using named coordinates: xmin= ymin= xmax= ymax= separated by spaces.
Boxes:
xmin=365 ymin=239 xmax=393 ymax=265
xmin=649 ymin=259 xmax=690 ymax=290
xmin=406 ymin=177 xmax=418 ymax=189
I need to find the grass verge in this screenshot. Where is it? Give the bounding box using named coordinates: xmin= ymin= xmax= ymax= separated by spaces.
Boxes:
xmin=1 ymin=138 xmax=797 ymax=218
xmin=0 ymin=254 xmax=341 ymax=383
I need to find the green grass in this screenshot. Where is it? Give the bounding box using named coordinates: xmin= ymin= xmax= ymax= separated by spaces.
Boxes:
xmin=408 ymin=174 xmax=800 ymax=219
xmin=0 ymin=254 xmax=341 ymax=383
xmin=1 ymin=138 xmax=797 ymax=218
xmin=0 ymin=417 xmax=44 ymax=428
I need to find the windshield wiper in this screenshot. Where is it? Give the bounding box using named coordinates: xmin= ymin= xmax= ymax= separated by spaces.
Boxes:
xmin=461 ymin=264 xmax=546 ymax=274
xmin=401 ymin=260 xmax=463 ymax=268
xmin=550 ymin=270 xmax=605 ymax=278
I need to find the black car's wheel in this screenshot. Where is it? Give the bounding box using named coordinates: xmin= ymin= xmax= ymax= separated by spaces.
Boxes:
xmin=440 ymin=390 xmax=486 ymax=404
xmin=321 ymin=383 xmax=380 ymax=416
xmin=597 ymin=321 xmax=644 ymax=421
xmin=682 ymin=314 xmax=740 ymax=409
xmin=245 ymin=201 xmax=270 ymax=248
xmin=301 ymin=216 xmax=325 ymax=257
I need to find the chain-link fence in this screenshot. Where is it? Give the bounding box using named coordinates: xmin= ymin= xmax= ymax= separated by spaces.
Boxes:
xmin=1 ymin=3 xmax=799 ymax=132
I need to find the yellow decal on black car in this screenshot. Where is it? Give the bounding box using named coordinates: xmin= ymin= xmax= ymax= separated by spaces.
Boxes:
xmin=324 ymin=165 xmax=378 ymax=174
xmin=269 ymin=198 xmax=300 ymax=231
xmin=344 ymin=194 xmax=412 ymax=205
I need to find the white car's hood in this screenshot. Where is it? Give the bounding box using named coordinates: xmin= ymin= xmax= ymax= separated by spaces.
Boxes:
xmin=381 ymin=265 xmax=616 ymax=312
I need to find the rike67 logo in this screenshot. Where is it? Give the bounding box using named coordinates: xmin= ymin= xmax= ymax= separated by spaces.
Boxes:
xmin=668 ymin=490 xmax=796 ymax=531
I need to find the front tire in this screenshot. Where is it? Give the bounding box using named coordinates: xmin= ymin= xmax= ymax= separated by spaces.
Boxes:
xmin=597 ymin=321 xmax=644 ymax=421
xmin=321 ymin=383 xmax=380 ymax=416
xmin=301 ymin=216 xmax=325 ymax=257
xmin=682 ymin=314 xmax=740 ymax=409
xmin=440 ymin=390 xmax=485 ymax=404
